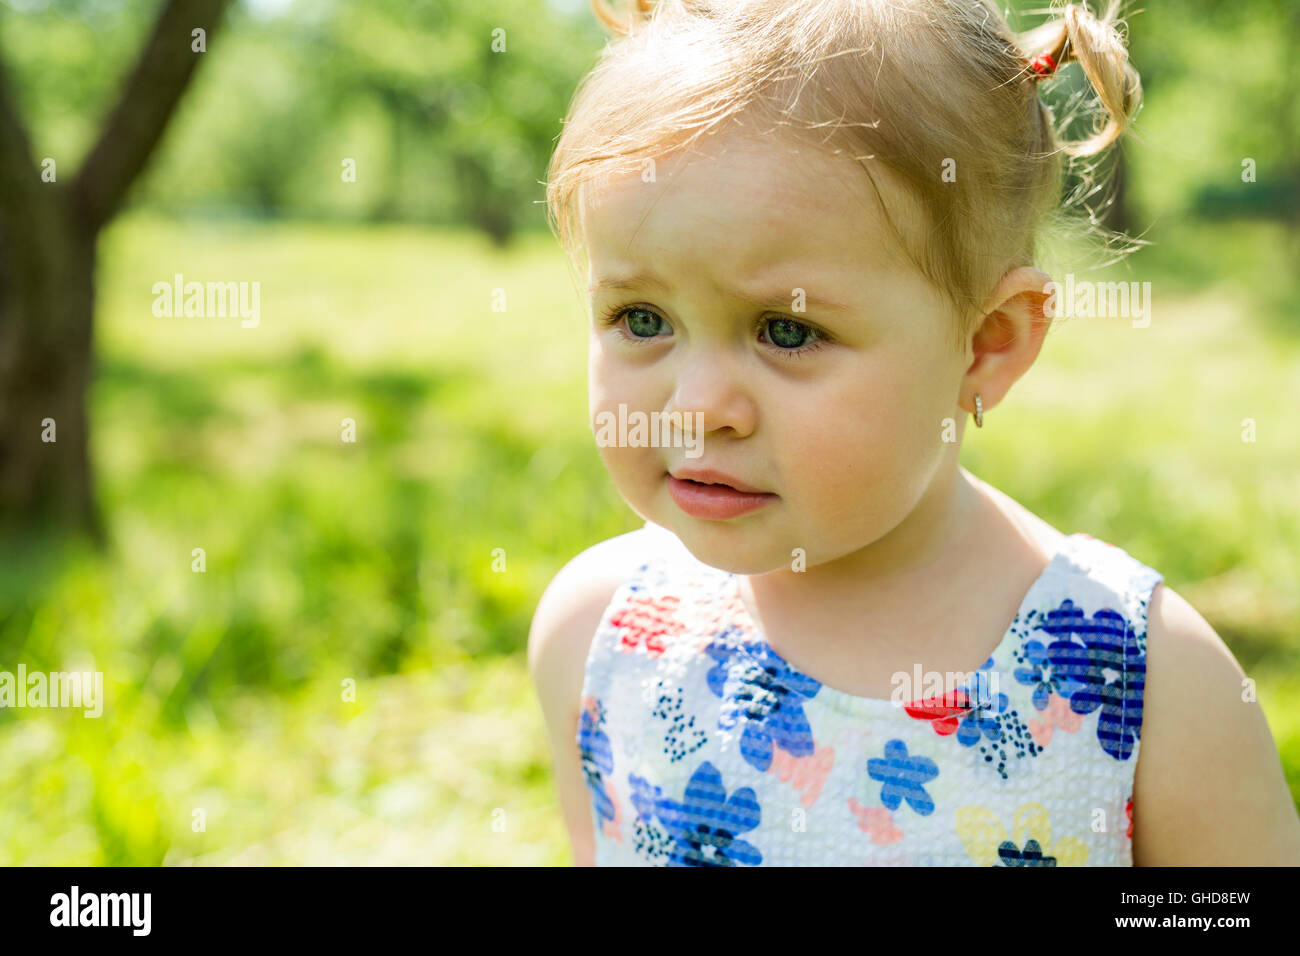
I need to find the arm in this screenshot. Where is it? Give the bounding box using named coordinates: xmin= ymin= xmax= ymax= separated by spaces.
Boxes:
xmin=527 ymin=531 xmax=655 ymax=865
xmin=1132 ymin=583 xmax=1300 ymax=865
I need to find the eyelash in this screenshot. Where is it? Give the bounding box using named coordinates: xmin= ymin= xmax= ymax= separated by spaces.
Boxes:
xmin=597 ymin=304 xmax=828 ymax=360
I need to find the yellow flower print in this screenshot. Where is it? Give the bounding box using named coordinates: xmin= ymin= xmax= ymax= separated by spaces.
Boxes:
xmin=955 ymin=802 xmax=1088 ymax=866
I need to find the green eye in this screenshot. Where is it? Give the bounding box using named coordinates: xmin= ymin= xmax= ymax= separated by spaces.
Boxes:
xmin=625 ymin=308 xmax=664 ymax=337
xmin=765 ymin=318 xmax=815 ymax=349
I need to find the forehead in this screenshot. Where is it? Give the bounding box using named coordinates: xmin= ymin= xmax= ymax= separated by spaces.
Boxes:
xmin=580 ymin=127 xmax=914 ymax=284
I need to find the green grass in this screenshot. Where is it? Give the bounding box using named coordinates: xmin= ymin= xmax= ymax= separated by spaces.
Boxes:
xmin=0 ymin=213 xmax=1296 ymax=864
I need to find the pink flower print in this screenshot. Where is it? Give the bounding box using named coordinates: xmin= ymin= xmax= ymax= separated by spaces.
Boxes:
xmin=609 ymin=594 xmax=685 ymax=657
xmin=847 ymin=798 xmax=903 ymax=845
xmin=602 ymin=782 xmax=625 ymax=842
xmin=1026 ymin=691 xmax=1083 ymax=748
xmin=769 ymin=743 xmax=835 ymax=809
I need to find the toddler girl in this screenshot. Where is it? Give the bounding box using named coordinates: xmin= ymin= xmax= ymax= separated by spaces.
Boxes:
xmin=528 ymin=0 xmax=1300 ymax=866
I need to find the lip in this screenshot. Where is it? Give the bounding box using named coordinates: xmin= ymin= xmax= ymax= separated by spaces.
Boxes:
xmin=666 ymin=469 xmax=777 ymax=521
xmin=668 ymin=468 xmax=767 ymax=495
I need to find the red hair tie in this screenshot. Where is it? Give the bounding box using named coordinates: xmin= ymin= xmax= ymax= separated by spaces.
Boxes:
xmin=1028 ymin=53 xmax=1058 ymax=78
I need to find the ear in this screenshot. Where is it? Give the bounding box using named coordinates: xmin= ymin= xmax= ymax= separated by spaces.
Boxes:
xmin=960 ymin=266 xmax=1053 ymax=418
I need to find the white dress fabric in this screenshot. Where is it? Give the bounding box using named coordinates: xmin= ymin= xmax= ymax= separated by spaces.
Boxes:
xmin=576 ymin=524 xmax=1163 ymax=866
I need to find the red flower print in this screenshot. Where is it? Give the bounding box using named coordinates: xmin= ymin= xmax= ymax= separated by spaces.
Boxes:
xmin=609 ymin=594 xmax=685 ymax=657
xmin=1125 ymin=797 xmax=1133 ymax=839
xmin=903 ymin=689 xmax=972 ymax=736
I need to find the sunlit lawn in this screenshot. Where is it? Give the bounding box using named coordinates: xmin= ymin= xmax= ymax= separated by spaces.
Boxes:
xmin=0 ymin=213 xmax=1295 ymax=864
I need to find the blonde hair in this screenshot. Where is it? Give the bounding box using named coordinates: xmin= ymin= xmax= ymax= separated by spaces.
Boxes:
xmin=544 ymin=0 xmax=1144 ymax=350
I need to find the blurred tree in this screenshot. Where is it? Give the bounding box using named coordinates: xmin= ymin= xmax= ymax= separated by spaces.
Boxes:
xmin=0 ymin=0 xmax=232 ymax=541
xmin=127 ymin=0 xmax=600 ymax=235
xmin=297 ymin=0 xmax=594 ymax=242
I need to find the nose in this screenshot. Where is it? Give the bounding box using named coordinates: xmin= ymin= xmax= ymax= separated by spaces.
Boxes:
xmin=663 ymin=348 xmax=757 ymax=439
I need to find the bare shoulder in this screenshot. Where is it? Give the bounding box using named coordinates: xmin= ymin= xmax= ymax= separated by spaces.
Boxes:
xmin=1133 ymin=581 xmax=1300 ymax=865
xmin=526 ymin=522 xmax=687 ymax=688
xmin=527 ymin=522 xmax=687 ymax=866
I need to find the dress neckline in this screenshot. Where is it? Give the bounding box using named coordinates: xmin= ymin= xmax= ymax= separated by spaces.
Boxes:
xmin=720 ymin=532 xmax=1085 ymax=717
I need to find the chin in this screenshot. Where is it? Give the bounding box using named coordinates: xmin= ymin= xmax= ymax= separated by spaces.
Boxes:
xmin=658 ymin=515 xmax=791 ymax=576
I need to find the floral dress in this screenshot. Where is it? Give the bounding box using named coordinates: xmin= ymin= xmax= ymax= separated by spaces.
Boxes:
xmin=576 ymin=524 xmax=1163 ymax=866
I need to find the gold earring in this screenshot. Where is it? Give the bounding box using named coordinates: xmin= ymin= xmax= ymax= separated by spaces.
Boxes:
xmin=974 ymin=394 xmax=983 ymax=428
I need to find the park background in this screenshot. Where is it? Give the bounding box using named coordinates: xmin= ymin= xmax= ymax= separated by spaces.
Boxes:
xmin=0 ymin=0 xmax=1295 ymax=863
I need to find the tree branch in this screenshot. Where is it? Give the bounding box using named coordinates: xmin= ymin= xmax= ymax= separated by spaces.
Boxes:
xmin=72 ymin=0 xmax=233 ymax=234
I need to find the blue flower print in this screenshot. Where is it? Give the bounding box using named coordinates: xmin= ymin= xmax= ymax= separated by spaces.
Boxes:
xmin=997 ymin=839 xmax=1057 ymax=867
xmin=705 ymin=631 xmax=821 ymax=773
xmin=867 ymin=739 xmax=939 ymax=816
xmin=632 ymin=762 xmax=763 ymax=867
xmin=1013 ymin=639 xmax=1067 ymax=711
xmin=627 ymin=774 xmax=675 ymax=864
xmin=628 ymin=773 xmax=661 ymax=823
xmin=1035 ymin=599 xmax=1146 ymax=761
xmin=955 ymin=659 xmax=1009 ymax=747
xmin=958 ymin=664 xmax=1042 ymax=778
xmin=578 ymin=702 xmax=616 ymax=828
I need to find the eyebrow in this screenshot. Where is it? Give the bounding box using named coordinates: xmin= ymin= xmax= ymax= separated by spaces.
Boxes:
xmin=588 ymin=272 xmax=857 ymax=315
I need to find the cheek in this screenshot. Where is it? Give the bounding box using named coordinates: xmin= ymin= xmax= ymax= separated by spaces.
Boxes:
xmin=589 ymin=345 xmax=628 ymax=440
xmin=588 ymin=344 xmax=663 ymax=494
xmin=587 ymin=335 xmax=615 ymax=413
xmin=596 ymin=443 xmax=664 ymax=532
xmin=588 ymin=334 xmax=652 ymax=411
xmin=775 ymin=361 xmax=948 ymax=523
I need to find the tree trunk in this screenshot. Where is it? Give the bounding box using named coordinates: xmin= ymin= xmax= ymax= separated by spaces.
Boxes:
xmin=0 ymin=206 xmax=103 ymax=542
xmin=0 ymin=0 xmax=232 ymax=544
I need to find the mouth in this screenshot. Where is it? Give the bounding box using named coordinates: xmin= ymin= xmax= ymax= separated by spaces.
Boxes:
xmin=666 ymin=470 xmax=778 ymax=521
xmin=668 ymin=468 xmax=768 ymax=495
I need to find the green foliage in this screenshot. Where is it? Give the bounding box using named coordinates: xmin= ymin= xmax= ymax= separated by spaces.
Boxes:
xmin=1113 ymin=0 xmax=1299 ymax=221
xmin=1 ymin=0 xmax=604 ymax=238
